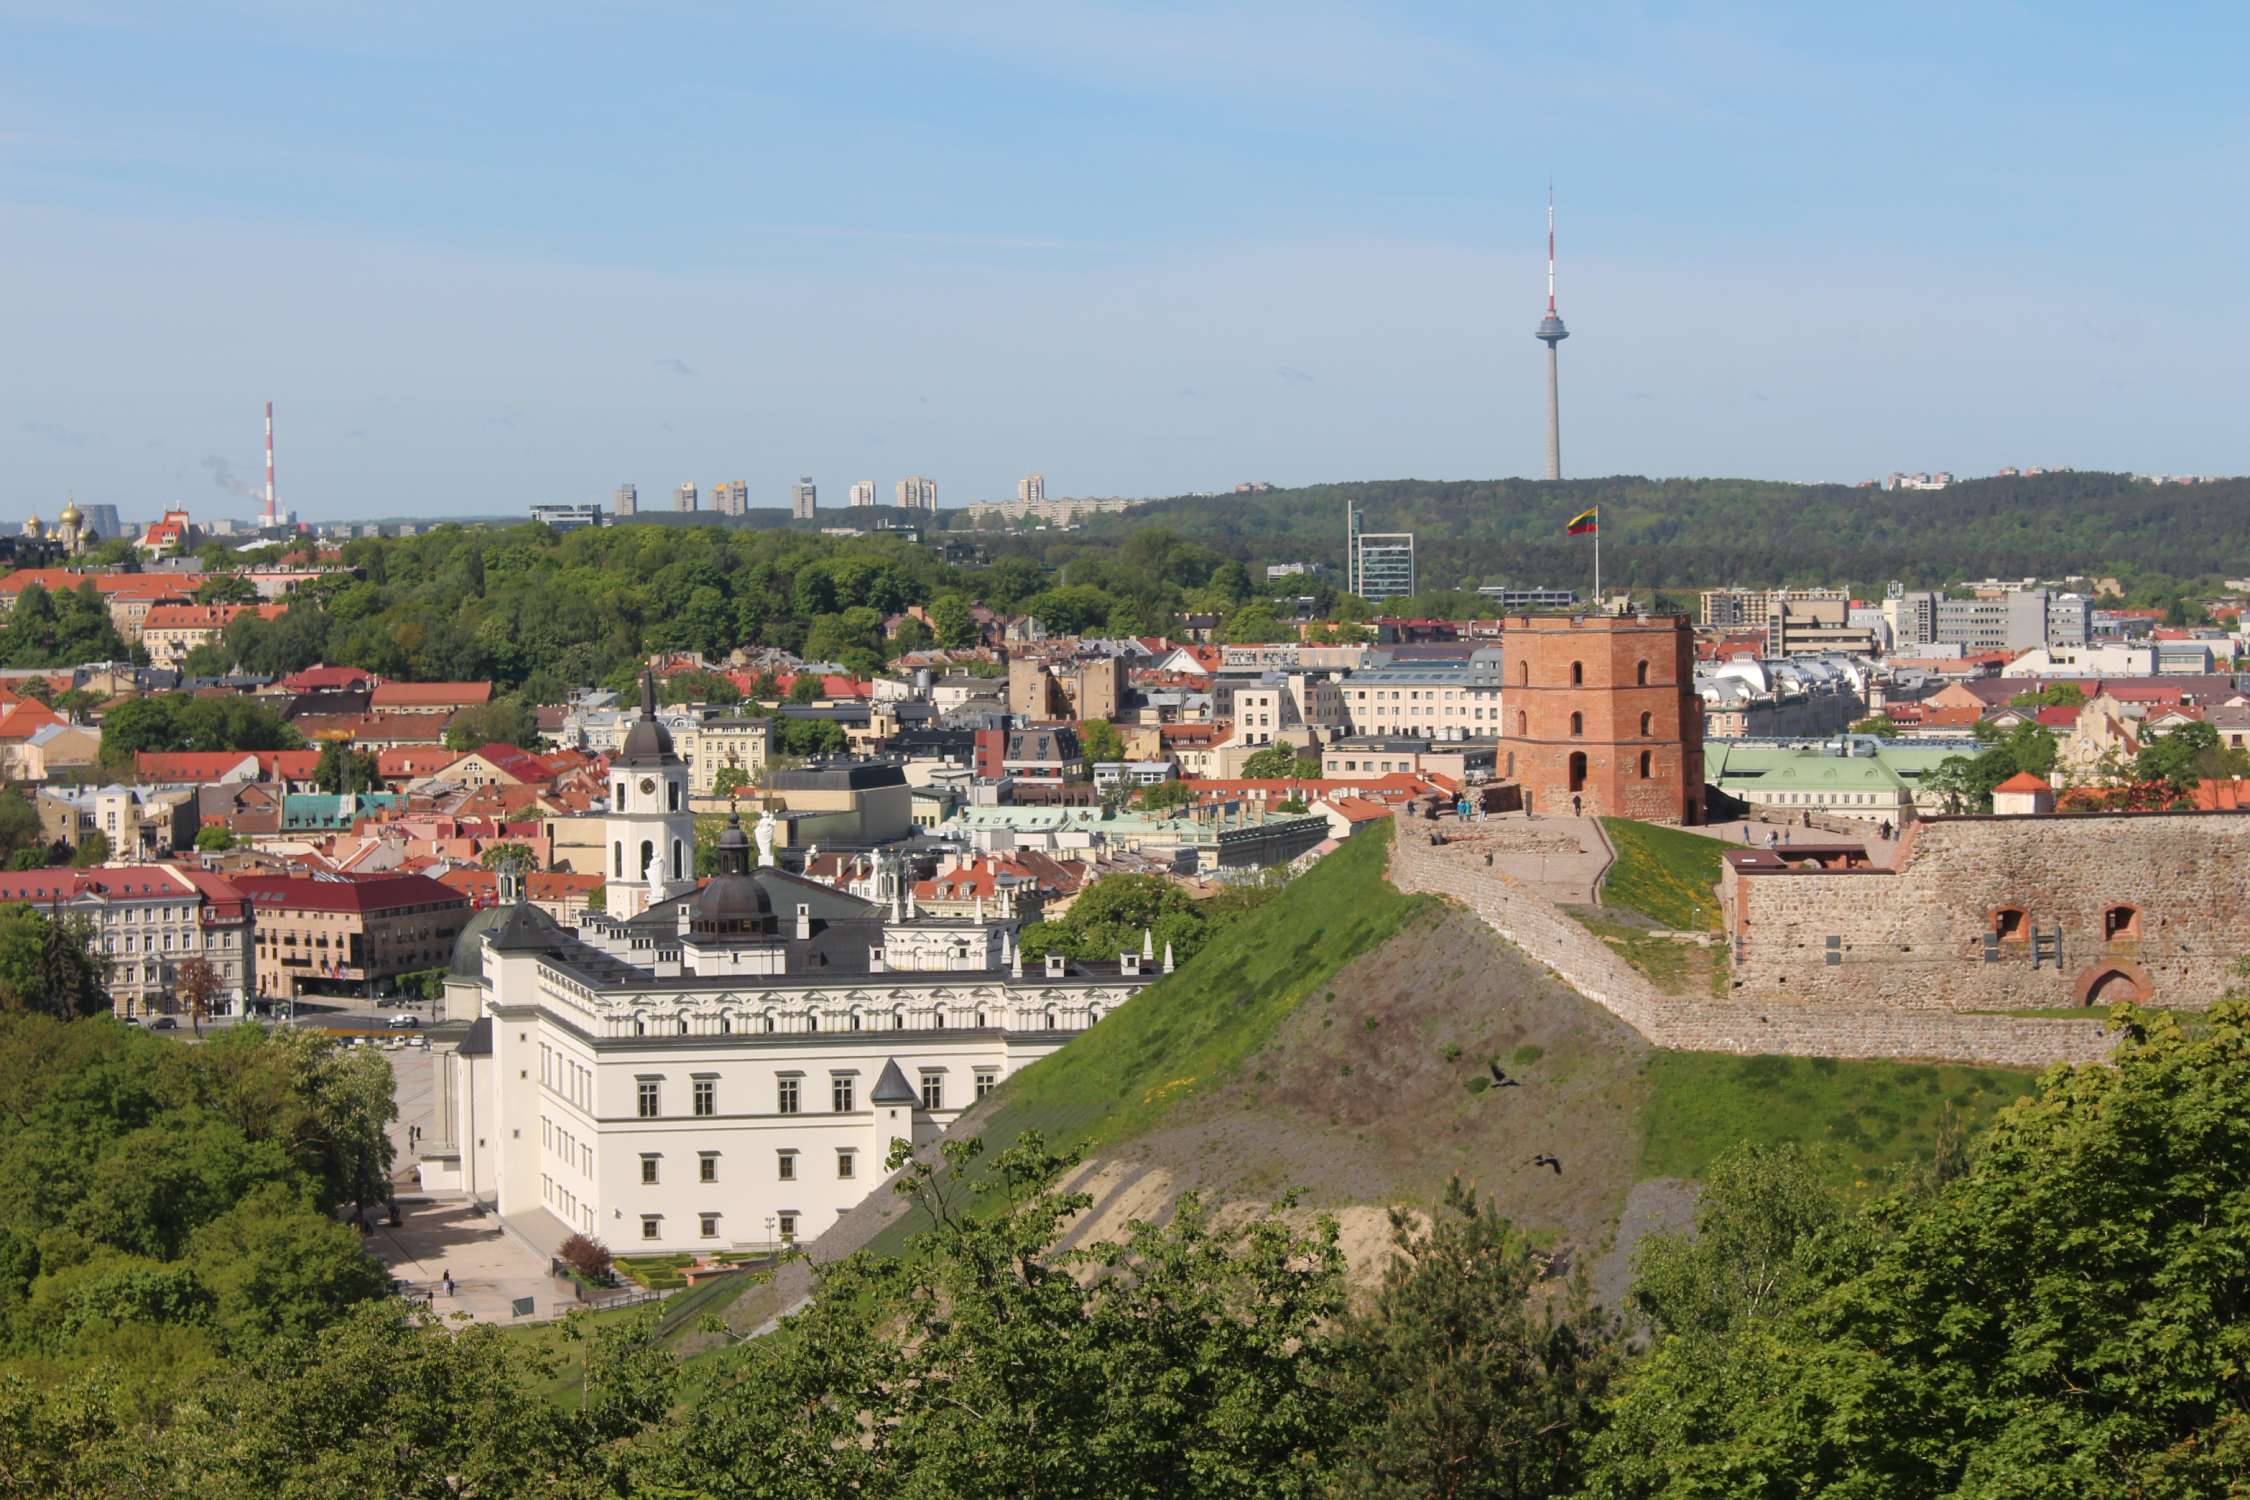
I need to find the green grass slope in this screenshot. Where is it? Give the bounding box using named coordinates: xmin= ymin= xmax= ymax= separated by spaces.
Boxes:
xmin=1599 ymin=818 xmax=1737 ymax=930
xmin=968 ymin=822 xmax=1428 ymax=1163
xmin=1639 ymin=1052 xmax=2037 ymax=1192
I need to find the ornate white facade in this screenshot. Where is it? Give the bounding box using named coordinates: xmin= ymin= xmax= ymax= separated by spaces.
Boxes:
xmin=425 ymin=705 xmax=1161 ymax=1257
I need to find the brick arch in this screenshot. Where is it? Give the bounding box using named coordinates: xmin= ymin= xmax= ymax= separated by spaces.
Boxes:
xmin=2073 ymin=961 xmax=2153 ymax=1007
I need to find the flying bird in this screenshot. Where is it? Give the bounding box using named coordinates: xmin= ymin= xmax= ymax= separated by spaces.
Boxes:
xmin=1530 ymin=1154 xmax=1562 ymax=1175
xmin=1488 ymin=1062 xmax=1521 ymax=1087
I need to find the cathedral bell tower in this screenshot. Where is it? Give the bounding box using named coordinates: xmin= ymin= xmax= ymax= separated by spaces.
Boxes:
xmin=605 ymin=669 xmax=697 ymax=918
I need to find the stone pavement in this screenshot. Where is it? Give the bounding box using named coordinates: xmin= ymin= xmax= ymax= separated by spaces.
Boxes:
xmin=1403 ymin=811 xmax=1614 ymax=906
xmin=371 ymin=1048 xmax=576 ymax=1323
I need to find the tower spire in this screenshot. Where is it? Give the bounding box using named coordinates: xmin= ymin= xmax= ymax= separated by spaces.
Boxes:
xmin=1533 ymin=185 xmax=1571 ymax=482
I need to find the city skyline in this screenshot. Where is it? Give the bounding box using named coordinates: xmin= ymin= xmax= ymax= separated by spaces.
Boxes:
xmin=5 ymin=4 xmax=2247 ymax=518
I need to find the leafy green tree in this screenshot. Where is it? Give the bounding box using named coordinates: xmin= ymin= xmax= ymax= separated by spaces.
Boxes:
xmin=1020 ymin=872 xmax=1209 ymax=965
xmin=787 ymin=673 xmax=823 ymax=704
xmin=1078 ymin=717 xmax=1127 ymax=765
xmin=712 ymin=765 xmax=750 ymax=800
xmin=69 ymin=830 xmax=110 ymax=867
xmin=479 ymin=841 xmax=536 ymax=870
xmin=442 ymin=695 xmax=540 ymax=752
xmin=1240 ymin=746 xmax=1323 ymax=780
xmin=658 ymin=668 xmax=741 ymax=706
xmin=1928 ymin=723 xmax=2058 ymax=812
xmin=192 ymin=825 xmax=236 ymax=853
xmin=1328 ymin=1177 xmax=1623 ymax=1497
xmin=2008 ymin=682 xmax=2086 ymax=709
xmin=1584 ymin=1007 xmax=2250 ymax=1498
xmin=193 ymin=575 xmax=258 ymax=606
xmin=929 ymin=592 xmax=980 ymax=648
xmin=0 ymin=786 xmax=42 ymax=864
xmin=306 ymin=1042 xmax=398 ymax=1221
xmin=1138 ymin=779 xmax=1196 ymax=812
xmin=1846 ymin=715 xmax=1903 ymax=737
xmin=310 ymin=739 xmax=381 ymax=795
xmin=0 ymin=907 xmax=111 ymax=1018
xmin=775 ymin=717 xmax=847 ymax=757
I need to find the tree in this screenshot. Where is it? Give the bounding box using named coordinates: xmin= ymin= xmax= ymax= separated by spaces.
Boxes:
xmin=311 ymin=738 xmax=380 ymax=795
xmin=1240 ymin=746 xmax=1323 ymax=780
xmin=559 ymin=1233 xmax=613 ymax=1285
xmin=2008 ymin=682 xmax=2086 ymax=710
xmin=711 ymin=765 xmax=751 ymax=800
xmin=193 ymin=575 xmax=258 ymax=606
xmin=0 ymin=907 xmax=111 ymax=1019
xmin=787 ymin=674 xmax=823 ymax=704
xmin=0 ymin=787 xmax=41 ymax=865
xmin=1846 ymin=715 xmax=1904 ymax=737
xmin=442 ymin=696 xmax=540 ymax=752
xmin=775 ymin=717 xmax=847 ymax=757
xmin=192 ymin=826 xmax=236 ymax=853
xmin=70 ymin=830 xmax=111 ymax=867
xmin=174 ymin=956 xmax=223 ymax=1037
xmin=889 ymin=616 xmax=935 ymax=657
xmin=479 ymin=841 xmax=536 ymax=870
xmin=1078 ymin=717 xmax=1127 ymax=765
xmin=1019 ymin=872 xmax=1211 ymax=965
xmin=307 ymin=1040 xmax=398 ymax=1223
xmin=1138 ymin=779 xmax=1196 ymax=812
xmin=1329 ymin=1177 xmax=1623 ymax=1497
xmin=929 ymin=592 xmax=980 ymax=649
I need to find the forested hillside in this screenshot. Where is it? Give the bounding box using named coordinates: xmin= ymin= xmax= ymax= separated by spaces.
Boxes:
xmin=1053 ymin=471 xmax=2250 ymax=592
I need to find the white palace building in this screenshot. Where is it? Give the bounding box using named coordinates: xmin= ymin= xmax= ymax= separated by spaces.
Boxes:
xmin=422 ymin=675 xmax=1162 ymax=1255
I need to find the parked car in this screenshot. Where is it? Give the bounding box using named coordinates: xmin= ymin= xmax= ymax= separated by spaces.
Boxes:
xmin=387 ymin=1014 xmax=421 ymax=1028
xmin=147 ymin=1016 xmax=178 ymax=1031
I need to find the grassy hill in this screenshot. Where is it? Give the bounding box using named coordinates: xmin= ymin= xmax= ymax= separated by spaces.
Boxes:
xmin=1597 ymin=818 xmax=1736 ymax=930
xmin=821 ymin=822 xmax=2038 ymax=1300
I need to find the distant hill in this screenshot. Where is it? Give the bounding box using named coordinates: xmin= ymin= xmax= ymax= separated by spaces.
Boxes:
xmin=1059 ymin=472 xmax=2250 ymax=591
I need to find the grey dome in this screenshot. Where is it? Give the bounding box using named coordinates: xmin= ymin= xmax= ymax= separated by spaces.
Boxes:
xmin=448 ymin=905 xmax=511 ymax=978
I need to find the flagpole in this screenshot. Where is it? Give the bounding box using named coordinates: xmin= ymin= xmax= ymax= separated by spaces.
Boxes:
xmin=1593 ymin=510 xmax=1601 ymax=612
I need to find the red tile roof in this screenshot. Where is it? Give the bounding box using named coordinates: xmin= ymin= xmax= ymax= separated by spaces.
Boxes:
xmin=378 ymin=746 xmax=466 ymax=777
xmin=0 ymin=701 xmax=64 ymax=740
xmin=252 ymin=749 xmax=323 ymax=781
xmin=0 ymin=866 xmax=196 ymax=903
xmin=135 ymin=751 xmax=261 ymax=782
xmin=369 ymin=681 xmax=495 ymax=709
xmin=280 ymin=665 xmax=378 ymax=693
xmin=226 ymin=871 xmax=468 ymax=914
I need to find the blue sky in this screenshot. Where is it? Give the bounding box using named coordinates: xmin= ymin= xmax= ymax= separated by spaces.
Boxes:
xmin=3 ymin=2 xmax=2245 ymax=521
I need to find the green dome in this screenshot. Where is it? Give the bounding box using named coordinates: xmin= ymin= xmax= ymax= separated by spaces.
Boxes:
xmin=448 ymin=905 xmax=512 ymax=979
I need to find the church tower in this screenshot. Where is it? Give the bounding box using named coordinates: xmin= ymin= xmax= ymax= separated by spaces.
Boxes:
xmin=605 ymin=669 xmax=697 ymax=919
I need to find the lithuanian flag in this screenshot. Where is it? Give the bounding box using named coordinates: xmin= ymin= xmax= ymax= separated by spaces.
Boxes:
xmin=1566 ymin=506 xmax=1598 ymax=536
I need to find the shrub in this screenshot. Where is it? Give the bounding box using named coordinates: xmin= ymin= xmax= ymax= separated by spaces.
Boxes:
xmin=558 ymin=1233 xmax=612 ymax=1284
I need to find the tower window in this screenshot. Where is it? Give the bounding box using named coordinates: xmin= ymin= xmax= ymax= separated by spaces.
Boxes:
xmin=1636 ymin=660 xmax=1650 ymax=686
xmin=1640 ymin=712 xmax=1653 ymax=737
xmin=1570 ymin=660 xmax=1584 ymax=686
xmin=1639 ymin=751 xmax=1652 ymax=779
xmin=1569 ymin=711 xmax=1583 ymax=738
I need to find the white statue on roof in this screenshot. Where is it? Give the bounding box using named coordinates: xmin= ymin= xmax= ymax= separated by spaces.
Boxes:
xmin=754 ymin=806 xmax=777 ymax=868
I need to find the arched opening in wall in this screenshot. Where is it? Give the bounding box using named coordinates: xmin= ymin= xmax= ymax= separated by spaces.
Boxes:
xmin=1518 ymin=660 xmax=1529 ymax=686
xmin=2074 ymin=962 xmax=2153 ymax=1007
xmin=671 ymin=839 xmax=684 ymax=882
xmin=807 ymin=1012 xmax=819 ymax=1032
xmin=1570 ymin=660 xmax=1584 ymax=686
xmin=1639 ymin=751 xmax=1652 ymax=779
xmin=1636 ymin=659 xmax=1649 ymax=686
xmin=2102 ymin=904 xmax=2142 ymax=941
xmin=613 ymin=842 xmax=624 ymax=879
xmin=1515 ymin=711 xmax=1528 ymax=737
xmin=1640 ymin=711 xmax=1653 ymax=737
xmin=1991 ymin=906 xmax=2029 ymax=942
xmin=1569 ymin=711 xmax=1584 ymax=738
xmin=668 ymin=782 xmax=681 ymax=812
xmin=638 ymin=839 xmax=654 ymax=882
xmin=1505 ymin=751 xmax=1515 ymax=779
xmin=1568 ymin=751 xmax=1588 ymax=793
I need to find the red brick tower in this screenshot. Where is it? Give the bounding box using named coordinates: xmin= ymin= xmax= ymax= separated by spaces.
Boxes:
xmin=1500 ymin=613 xmax=1704 ymax=824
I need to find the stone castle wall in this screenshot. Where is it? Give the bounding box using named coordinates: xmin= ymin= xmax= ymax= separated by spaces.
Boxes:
xmin=1724 ymin=811 xmax=2250 ymax=1011
xmin=1388 ymin=831 xmax=2113 ymax=1067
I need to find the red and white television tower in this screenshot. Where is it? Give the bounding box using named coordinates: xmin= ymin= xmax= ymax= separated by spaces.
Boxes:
xmin=262 ymin=400 xmax=279 ymax=525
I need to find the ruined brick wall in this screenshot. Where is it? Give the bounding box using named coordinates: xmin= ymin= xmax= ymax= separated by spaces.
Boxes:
xmin=1388 ymin=833 xmax=2113 ymax=1067
xmin=1499 ymin=614 xmax=1704 ymax=825
xmin=1728 ymin=811 xmax=2250 ymax=1011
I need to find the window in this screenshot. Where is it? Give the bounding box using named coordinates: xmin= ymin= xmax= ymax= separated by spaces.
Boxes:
xmin=678 ymin=1018 xmax=690 ymax=1035
xmin=921 ymin=1073 xmax=944 ymax=1111
xmin=777 ymin=1077 xmax=800 ymax=1114
xmin=1568 ymin=751 xmax=1588 ymax=794
xmin=637 ymin=1079 xmax=660 ymax=1118
xmin=2102 ymin=905 xmax=2141 ymax=941
xmin=1569 ymin=711 xmax=1583 ymax=738
xmin=699 ymin=1153 xmax=718 ymax=1184
xmin=1518 ymin=660 xmax=1529 ymax=686
xmin=1636 ymin=659 xmax=1650 ymax=686
xmin=700 ymin=1214 xmax=719 ymax=1239
xmin=1570 ymin=660 xmax=1584 ymax=685
xmin=1640 ymin=711 xmax=1653 ymax=737
xmin=1639 ymin=751 xmax=1652 ymax=779
xmin=1515 ymin=711 xmax=1527 ymax=737
xmin=693 ymin=1078 xmax=715 ymax=1117
xmin=777 ymin=1151 xmax=797 ymax=1181
xmin=1992 ymin=907 xmax=2028 ymax=942
xmin=641 ymin=1155 xmax=659 ymax=1185
xmin=837 ymin=1150 xmax=856 ymax=1179
xmin=832 ymin=1075 xmax=855 ymax=1112
xmin=777 ymin=1213 xmax=797 ymax=1241
xmin=976 ymin=1070 xmax=998 ymax=1100
xmin=640 ymin=1216 xmax=660 ymax=1241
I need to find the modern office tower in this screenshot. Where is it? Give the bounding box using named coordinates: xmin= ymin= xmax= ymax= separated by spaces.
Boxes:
xmin=792 ymin=477 xmax=817 ymax=520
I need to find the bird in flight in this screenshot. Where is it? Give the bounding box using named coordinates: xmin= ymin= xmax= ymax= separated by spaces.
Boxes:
xmin=1530 ymin=1154 xmax=1562 ymax=1174
xmin=1489 ymin=1062 xmax=1521 ymax=1087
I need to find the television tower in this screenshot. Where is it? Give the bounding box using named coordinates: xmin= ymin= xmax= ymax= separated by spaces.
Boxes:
xmin=262 ymin=400 xmax=279 ymax=525
xmin=1533 ymin=187 xmax=1569 ymax=481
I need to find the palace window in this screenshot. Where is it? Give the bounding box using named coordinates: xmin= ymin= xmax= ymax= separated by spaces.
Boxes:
xmin=700 ymin=1214 xmax=719 ymax=1239
xmin=777 ymin=1077 xmax=801 ymax=1114
xmin=637 ymin=1079 xmax=660 ymax=1118
xmin=692 ymin=1078 xmax=716 ymax=1117
xmin=699 ymin=1153 xmax=718 ymax=1183
xmin=640 ymin=1215 xmax=660 ymax=1242
xmin=976 ymin=1070 xmax=998 ymax=1100
xmin=921 ymin=1072 xmax=945 ymax=1110
xmin=837 ymin=1150 xmax=856 ymax=1180
xmin=832 ymin=1075 xmax=855 ymax=1112
xmin=640 ymin=1155 xmax=659 ymax=1185
xmin=777 ymin=1151 xmax=797 ymax=1182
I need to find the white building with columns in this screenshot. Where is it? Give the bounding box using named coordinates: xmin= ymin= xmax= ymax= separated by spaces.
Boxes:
xmin=423 ymin=684 xmax=1162 ymax=1256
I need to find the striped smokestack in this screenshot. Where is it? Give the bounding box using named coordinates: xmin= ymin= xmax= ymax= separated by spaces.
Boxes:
xmin=263 ymin=401 xmax=276 ymax=522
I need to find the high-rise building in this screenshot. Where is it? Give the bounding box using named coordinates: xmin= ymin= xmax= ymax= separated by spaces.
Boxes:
xmin=791 ymin=477 xmax=818 ymax=520
xmin=711 ymin=480 xmax=749 ymax=517
xmin=1017 ymin=473 xmax=1046 ymax=505
xmin=614 ymin=483 xmax=638 ymax=518
xmin=895 ymin=475 xmax=937 ymax=511
xmin=674 ymin=482 xmax=699 ymax=513
xmin=1344 ymin=501 xmax=1416 ymax=602
xmin=849 ymin=481 xmax=877 ymax=508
